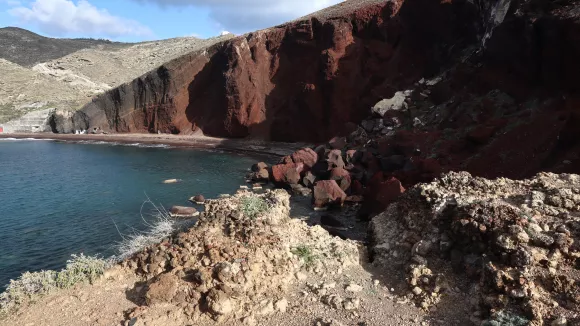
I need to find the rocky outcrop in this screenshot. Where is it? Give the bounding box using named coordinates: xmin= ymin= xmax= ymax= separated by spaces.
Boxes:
xmin=122 ymin=190 xmax=359 ymax=323
xmin=48 ymin=109 xmax=89 ymax=134
xmin=370 ymin=172 xmax=580 ymax=325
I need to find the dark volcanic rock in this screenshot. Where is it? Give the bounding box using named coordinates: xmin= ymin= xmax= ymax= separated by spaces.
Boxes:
xmin=251 ymin=162 xmax=268 ymax=172
xmin=190 ymin=194 xmax=206 ymax=204
xmin=361 ymin=174 xmax=405 ymax=219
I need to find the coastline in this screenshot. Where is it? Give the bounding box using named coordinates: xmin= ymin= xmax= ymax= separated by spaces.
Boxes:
xmin=0 ymin=132 xmax=308 ymax=157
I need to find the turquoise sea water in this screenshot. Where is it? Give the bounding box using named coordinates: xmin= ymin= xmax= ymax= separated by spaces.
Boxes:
xmin=0 ymin=139 xmax=268 ymax=288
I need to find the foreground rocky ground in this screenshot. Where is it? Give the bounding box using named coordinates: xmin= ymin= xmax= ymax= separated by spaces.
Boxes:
xmin=0 ymin=190 xmax=449 ymax=326
xmin=3 ymin=171 xmax=579 ymax=325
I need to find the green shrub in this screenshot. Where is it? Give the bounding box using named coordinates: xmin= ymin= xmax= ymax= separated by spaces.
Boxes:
xmin=482 ymin=311 xmax=530 ymax=326
xmin=291 ymin=245 xmax=317 ymax=266
xmin=55 ymin=254 xmax=108 ymax=289
xmin=240 ymin=196 xmax=269 ymax=219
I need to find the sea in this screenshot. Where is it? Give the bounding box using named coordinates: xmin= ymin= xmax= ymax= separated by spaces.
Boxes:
xmin=0 ymin=138 xmax=270 ymax=288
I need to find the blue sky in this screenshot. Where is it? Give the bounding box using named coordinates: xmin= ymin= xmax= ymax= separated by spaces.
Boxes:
xmin=0 ymin=0 xmax=343 ymax=42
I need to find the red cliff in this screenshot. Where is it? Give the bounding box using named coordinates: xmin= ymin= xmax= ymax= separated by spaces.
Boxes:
xmin=80 ymin=0 xmax=580 ymax=177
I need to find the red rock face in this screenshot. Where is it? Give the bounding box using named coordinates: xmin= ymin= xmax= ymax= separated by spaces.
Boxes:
xmin=80 ymin=0 xmax=480 ymax=142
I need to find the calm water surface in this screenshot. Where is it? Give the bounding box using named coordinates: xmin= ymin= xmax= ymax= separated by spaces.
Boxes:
xmin=0 ymin=139 xmax=269 ymax=287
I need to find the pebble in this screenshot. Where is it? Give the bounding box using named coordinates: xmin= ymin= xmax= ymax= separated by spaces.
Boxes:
xmin=295 ymin=272 xmax=307 ymax=281
xmin=551 ymin=317 xmax=567 ymax=326
xmin=345 ymin=283 xmax=363 ymax=293
xmin=412 ymin=287 xmax=423 ymax=295
xmin=343 ymin=298 xmax=360 ymax=310
xmin=275 ymin=298 xmax=288 ymax=313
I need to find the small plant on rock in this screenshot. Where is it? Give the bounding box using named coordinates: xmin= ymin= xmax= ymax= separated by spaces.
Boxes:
xmin=482 ymin=310 xmax=530 ymax=326
xmin=240 ymin=196 xmax=268 ymax=219
xmin=55 ymin=254 xmax=108 ymax=288
xmin=291 ymin=245 xmax=317 ymax=266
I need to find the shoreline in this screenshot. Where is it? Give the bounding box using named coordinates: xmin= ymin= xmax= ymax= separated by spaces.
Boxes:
xmin=0 ymin=132 xmax=308 ymax=157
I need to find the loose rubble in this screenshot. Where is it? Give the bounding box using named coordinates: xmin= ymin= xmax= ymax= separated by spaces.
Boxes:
xmin=370 ymin=171 xmax=580 ymax=325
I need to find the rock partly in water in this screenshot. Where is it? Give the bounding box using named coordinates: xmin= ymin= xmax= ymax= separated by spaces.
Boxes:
xmin=169 ymin=206 xmax=199 ymax=217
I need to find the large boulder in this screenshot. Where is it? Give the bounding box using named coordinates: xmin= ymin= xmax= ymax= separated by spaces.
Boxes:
xmin=170 ymin=206 xmax=199 ymax=217
xmin=145 ymin=273 xmax=179 ymax=305
xmin=313 ymin=180 xmax=346 ymax=208
xmin=291 ymin=148 xmax=318 ymax=169
xmin=271 ymin=163 xmax=304 ymax=185
xmin=330 ymin=167 xmax=351 ymax=191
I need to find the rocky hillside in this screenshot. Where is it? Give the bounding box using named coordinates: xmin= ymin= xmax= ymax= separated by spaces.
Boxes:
xmin=0 ymin=28 xmax=232 ymax=123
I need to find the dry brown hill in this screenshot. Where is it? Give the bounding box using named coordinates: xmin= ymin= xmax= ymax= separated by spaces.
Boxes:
xmin=0 ymin=28 xmax=232 ymax=123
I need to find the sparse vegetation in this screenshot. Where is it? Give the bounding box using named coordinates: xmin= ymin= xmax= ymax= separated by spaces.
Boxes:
xmin=240 ymin=196 xmax=269 ymax=219
xmin=0 ymin=254 xmax=109 ymax=316
xmin=482 ymin=310 xmax=530 ymax=326
xmin=115 ymin=199 xmax=191 ymax=260
xmin=291 ymin=245 xmax=317 ymax=266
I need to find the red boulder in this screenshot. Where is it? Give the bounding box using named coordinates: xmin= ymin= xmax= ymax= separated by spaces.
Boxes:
xmin=313 ymin=180 xmax=347 ymax=208
xmin=361 ymin=174 xmax=405 ymax=219
xmin=271 ymin=163 xmax=304 ymax=185
xmin=279 ymin=156 xmax=293 ymax=164
xmin=291 ymin=148 xmax=318 ymax=169
xmin=330 ymin=167 xmax=351 ymax=191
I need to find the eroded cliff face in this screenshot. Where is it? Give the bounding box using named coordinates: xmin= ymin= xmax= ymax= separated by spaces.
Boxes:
xmin=80 ymin=0 xmax=580 ymax=152
xmin=80 ymin=0 xmax=481 ymax=141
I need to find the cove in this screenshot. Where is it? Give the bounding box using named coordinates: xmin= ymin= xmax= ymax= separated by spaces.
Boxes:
xmin=0 ymin=139 xmax=270 ymax=287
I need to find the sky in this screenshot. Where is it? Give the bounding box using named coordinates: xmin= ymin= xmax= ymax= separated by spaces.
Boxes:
xmin=0 ymin=0 xmax=344 ymax=42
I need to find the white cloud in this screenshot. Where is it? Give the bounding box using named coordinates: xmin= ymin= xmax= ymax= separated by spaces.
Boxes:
xmin=8 ymin=0 xmax=153 ymax=38
xmin=135 ymin=0 xmax=344 ymax=33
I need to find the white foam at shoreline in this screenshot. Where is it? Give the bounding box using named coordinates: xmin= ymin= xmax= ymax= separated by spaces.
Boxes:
xmin=0 ymin=137 xmax=55 ymax=141
xmin=73 ymin=140 xmax=171 ymax=148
